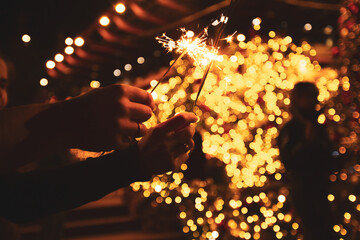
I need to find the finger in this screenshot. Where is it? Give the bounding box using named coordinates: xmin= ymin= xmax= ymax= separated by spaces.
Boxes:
xmin=171 ymin=139 xmax=195 ymax=159
xmin=156 ymin=112 xmax=198 ymax=137
xmin=174 ymin=152 xmax=190 ymax=169
xmin=168 ymin=125 xmax=195 ymax=145
xmin=124 ymin=85 xmax=155 ymax=110
xmin=128 ymin=102 xmax=153 ymax=122
xmin=119 ymin=120 xmax=148 ymax=137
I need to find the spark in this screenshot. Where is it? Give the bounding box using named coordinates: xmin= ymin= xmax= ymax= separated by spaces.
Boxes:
xmin=223 ymin=31 xmax=237 ymax=43
xmin=156 ymin=28 xmax=220 ymax=67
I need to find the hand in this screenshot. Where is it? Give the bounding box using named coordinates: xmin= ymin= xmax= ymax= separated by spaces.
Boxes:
xmin=58 ymin=84 xmax=155 ymax=151
xmin=137 ymin=112 xmax=197 ymax=176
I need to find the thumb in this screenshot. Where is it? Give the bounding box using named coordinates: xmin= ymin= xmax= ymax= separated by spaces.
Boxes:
xmin=156 ymin=112 xmax=198 ymax=136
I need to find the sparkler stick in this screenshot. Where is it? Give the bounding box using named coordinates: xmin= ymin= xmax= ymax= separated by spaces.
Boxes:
xmin=192 ymin=0 xmax=234 ymax=110
xmin=150 ymin=50 xmax=187 ymax=94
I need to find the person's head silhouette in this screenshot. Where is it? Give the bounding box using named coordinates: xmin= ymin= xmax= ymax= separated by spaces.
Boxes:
xmin=290 ymin=82 xmax=319 ymax=120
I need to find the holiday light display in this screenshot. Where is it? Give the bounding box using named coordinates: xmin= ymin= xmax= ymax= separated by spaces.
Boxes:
xmin=131 ymin=31 xmax=340 ymax=239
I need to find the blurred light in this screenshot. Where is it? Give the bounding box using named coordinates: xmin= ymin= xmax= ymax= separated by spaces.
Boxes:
xmin=328 ymin=194 xmax=335 ymax=202
xmin=39 ymin=78 xmax=48 ymax=86
xmin=137 ymin=57 xmax=145 ymax=64
xmin=99 ymin=16 xmax=110 ymax=26
xmin=124 ymin=64 xmax=132 ymax=71
xmin=324 ymin=25 xmax=333 ymax=35
xmin=212 ymin=231 xmax=219 ymax=238
xmin=252 ymin=17 xmax=261 ymax=26
xmin=113 ymin=69 xmax=121 ymax=77
xmin=150 ymin=80 xmax=158 ymax=87
xmin=333 ymin=225 xmax=340 ymax=232
xmin=65 ymin=46 xmax=74 ymax=55
xmin=90 ymin=80 xmax=101 ymax=88
xmin=74 ymin=37 xmax=85 ymax=47
xmin=269 ymin=31 xmax=276 ymax=38
xmin=254 ymin=25 xmax=260 ymax=31
xmin=237 ymin=34 xmax=246 ymax=42
xmin=186 ymin=31 xmax=195 ymax=38
xmin=65 ymin=37 xmax=73 ymax=45
xmin=155 ymin=185 xmax=162 ymax=192
xmin=349 ymin=194 xmax=356 ymax=202
xmin=46 ymin=60 xmax=56 ymax=69
xmin=278 ymin=195 xmax=286 ymax=203
xmin=304 ymin=23 xmax=312 ymax=31
xmin=55 ymin=54 xmax=64 ymax=62
xmin=115 ymin=3 xmax=126 ymax=13
xmin=22 ymin=34 xmax=31 ymax=43
xmin=90 ymin=80 xmax=100 ymax=88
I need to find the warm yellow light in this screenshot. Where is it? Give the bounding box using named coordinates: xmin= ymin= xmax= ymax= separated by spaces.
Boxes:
xmin=252 ymin=17 xmax=261 ymax=26
xmin=349 ymin=194 xmax=356 ymax=202
xmin=54 ymin=53 xmax=64 ymax=62
xmin=292 ymin=222 xmax=299 ymax=230
xmin=65 ymin=46 xmax=74 ymax=55
xmin=99 ymin=16 xmax=110 ymax=26
xmin=137 ymin=57 xmax=145 ymax=64
xmin=304 ymin=23 xmax=312 ymax=31
xmin=22 ymin=34 xmax=31 ymax=43
xmin=113 ymin=69 xmax=121 ymax=77
xmin=39 ymin=78 xmax=48 ymax=86
xmin=318 ymin=114 xmax=326 ymax=124
xmin=46 ymin=60 xmax=56 ymax=69
xmin=115 ymin=3 xmax=126 ymax=13
xmin=65 ymin=37 xmax=73 ymax=45
xmin=90 ymin=80 xmax=100 ymax=88
xmin=212 ymin=231 xmax=219 ymax=238
xmin=154 ymin=185 xmax=162 ymax=192
xmin=344 ymin=212 xmax=351 ymax=220
xmin=124 ymin=64 xmax=132 ymax=71
xmin=74 ymin=37 xmax=85 ymax=47
xmin=269 ymin=31 xmax=276 ymax=38
xmin=328 ymin=194 xmax=335 ymax=202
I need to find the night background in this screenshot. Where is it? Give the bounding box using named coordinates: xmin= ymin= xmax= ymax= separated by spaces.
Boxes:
xmin=4 ymin=0 xmax=360 ymax=240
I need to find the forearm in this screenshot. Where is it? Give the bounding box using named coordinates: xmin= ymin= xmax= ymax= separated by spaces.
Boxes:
xmin=0 ymin=144 xmax=149 ymax=224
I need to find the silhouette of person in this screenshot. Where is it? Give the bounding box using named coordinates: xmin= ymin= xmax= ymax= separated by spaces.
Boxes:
xmin=277 ymin=82 xmax=337 ymax=240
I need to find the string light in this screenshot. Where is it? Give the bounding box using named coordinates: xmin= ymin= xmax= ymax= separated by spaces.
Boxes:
xmin=46 ymin=60 xmax=56 ymax=69
xmin=39 ymin=78 xmax=48 ymax=86
xmin=54 ymin=53 xmax=64 ymax=62
xmin=137 ymin=57 xmax=145 ymax=64
xmin=113 ymin=69 xmax=121 ymax=77
xmin=90 ymin=80 xmax=100 ymax=88
xmin=115 ymin=3 xmax=126 ymax=13
xmin=22 ymin=34 xmax=31 ymax=43
xmin=99 ymin=16 xmax=110 ymax=26
xmin=74 ymin=37 xmax=85 ymax=47
xmin=65 ymin=37 xmax=73 ymax=45
xmin=124 ymin=64 xmax=132 ymax=71
xmin=304 ymin=23 xmax=312 ymax=31
xmin=64 ymin=46 xmax=74 ymax=55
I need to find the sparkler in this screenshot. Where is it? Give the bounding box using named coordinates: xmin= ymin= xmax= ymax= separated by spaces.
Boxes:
xmin=149 ymin=1 xmax=235 ymax=197
xmin=151 ymin=10 xmax=232 ymax=96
